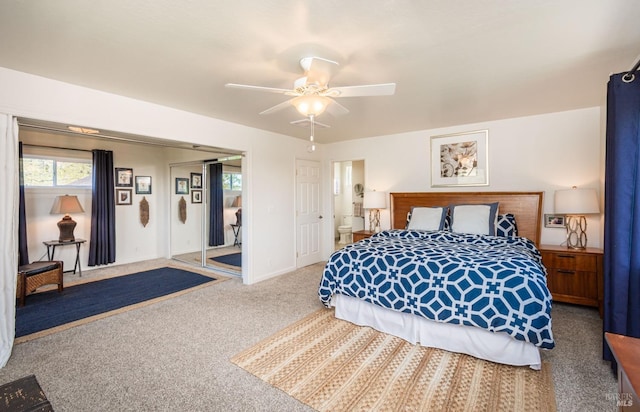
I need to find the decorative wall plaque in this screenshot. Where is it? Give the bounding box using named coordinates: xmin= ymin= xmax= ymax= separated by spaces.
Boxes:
xmin=139 ymin=196 xmax=149 ymax=227
xmin=179 ymin=196 xmax=187 ymax=223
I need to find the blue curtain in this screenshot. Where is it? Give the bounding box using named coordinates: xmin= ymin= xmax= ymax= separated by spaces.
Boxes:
xmin=603 ymin=71 xmax=640 ymax=365
xmin=208 ymin=163 xmax=224 ymax=246
xmin=88 ymin=150 xmax=116 ymax=266
xmin=18 ymin=142 xmax=29 ymax=266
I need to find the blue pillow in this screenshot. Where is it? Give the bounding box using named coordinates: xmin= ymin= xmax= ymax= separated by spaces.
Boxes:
xmin=496 ymin=214 xmax=518 ymax=237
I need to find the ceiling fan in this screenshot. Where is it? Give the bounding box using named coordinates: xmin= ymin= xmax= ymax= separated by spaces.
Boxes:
xmin=225 ymin=57 xmax=396 ymax=118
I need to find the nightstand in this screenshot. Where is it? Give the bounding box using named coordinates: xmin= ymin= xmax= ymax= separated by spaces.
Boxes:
xmin=352 ymin=230 xmax=376 ymax=242
xmin=539 ymin=244 xmax=603 ymax=317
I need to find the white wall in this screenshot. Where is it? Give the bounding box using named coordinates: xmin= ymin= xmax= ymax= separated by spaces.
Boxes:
xmin=323 ymin=107 xmax=603 ymax=254
xmin=2 ymin=67 xmax=604 ymax=283
xmin=1 ymin=67 xmax=318 ymax=284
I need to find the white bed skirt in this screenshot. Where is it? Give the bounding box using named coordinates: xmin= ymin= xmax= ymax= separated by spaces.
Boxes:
xmin=332 ymin=294 xmax=541 ymax=370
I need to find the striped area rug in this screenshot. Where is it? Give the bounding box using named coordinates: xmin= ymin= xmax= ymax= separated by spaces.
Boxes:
xmin=232 ymin=308 xmax=556 ymax=412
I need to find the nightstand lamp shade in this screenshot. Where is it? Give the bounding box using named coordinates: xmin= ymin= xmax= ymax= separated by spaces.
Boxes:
xmin=50 ymin=195 xmax=84 ymax=242
xmin=554 ymin=187 xmax=600 ymax=249
xmin=363 ymin=191 xmax=387 ymax=233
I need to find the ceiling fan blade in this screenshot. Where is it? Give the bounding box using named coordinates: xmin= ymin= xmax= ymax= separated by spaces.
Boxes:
xmin=300 ymin=57 xmax=339 ymax=88
xmin=225 ymin=83 xmax=293 ymax=94
xmin=325 ymin=83 xmax=396 ymax=97
xmin=259 ymin=99 xmax=295 ymax=115
xmin=290 ymin=118 xmax=331 ymax=129
xmin=325 ymin=99 xmax=350 ymax=116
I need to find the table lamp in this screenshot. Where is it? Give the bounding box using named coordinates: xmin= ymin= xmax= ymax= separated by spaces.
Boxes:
xmin=233 ymin=195 xmax=242 ymax=225
xmin=363 ymin=191 xmax=387 ymax=233
xmin=50 ymin=195 xmax=85 ymax=242
xmin=554 ymin=186 xmax=600 ymax=249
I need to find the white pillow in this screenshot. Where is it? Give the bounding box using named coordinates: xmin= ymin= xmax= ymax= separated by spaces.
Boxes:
xmin=407 ymin=207 xmax=447 ymax=231
xmin=450 ymin=203 xmax=499 ymax=235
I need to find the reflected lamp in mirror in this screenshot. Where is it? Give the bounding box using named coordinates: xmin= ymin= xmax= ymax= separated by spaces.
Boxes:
xmin=50 ymin=195 xmax=85 ymax=242
xmin=233 ymin=196 xmax=242 ymax=226
xmin=363 ymin=190 xmax=387 ymax=233
xmin=554 ymin=186 xmax=600 ymax=249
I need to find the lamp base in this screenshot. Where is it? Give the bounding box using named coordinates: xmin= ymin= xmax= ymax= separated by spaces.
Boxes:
xmin=565 ymin=215 xmax=587 ymax=249
xmin=57 ymin=215 xmax=77 ymax=242
xmin=369 ymin=209 xmax=381 ymax=233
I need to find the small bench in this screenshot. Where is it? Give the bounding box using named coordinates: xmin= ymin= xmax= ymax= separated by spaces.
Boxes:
xmin=16 ymin=261 xmax=64 ymax=307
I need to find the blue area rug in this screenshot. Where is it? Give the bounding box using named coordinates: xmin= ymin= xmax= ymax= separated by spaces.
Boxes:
xmin=209 ymin=252 xmax=241 ymax=267
xmin=16 ymin=267 xmax=216 ymax=338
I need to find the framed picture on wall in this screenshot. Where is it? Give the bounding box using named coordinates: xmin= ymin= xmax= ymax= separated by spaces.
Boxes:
xmin=430 ymin=130 xmax=489 ymax=187
xmin=544 ymin=214 xmax=566 ymax=228
xmin=191 ymin=190 xmax=202 ymax=204
xmin=175 ymin=177 xmax=189 ymax=194
xmin=190 ymin=172 xmax=202 ymax=189
xmin=135 ymin=176 xmax=152 ymax=194
xmin=116 ymin=189 xmax=132 ymax=205
xmin=115 ymin=168 xmax=133 ymax=187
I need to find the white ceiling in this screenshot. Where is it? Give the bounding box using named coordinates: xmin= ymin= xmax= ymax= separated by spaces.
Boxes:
xmin=1 ymin=1 xmax=639 ymax=144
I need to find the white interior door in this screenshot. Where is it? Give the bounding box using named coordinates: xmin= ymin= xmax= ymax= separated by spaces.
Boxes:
xmin=296 ymin=159 xmax=322 ymax=267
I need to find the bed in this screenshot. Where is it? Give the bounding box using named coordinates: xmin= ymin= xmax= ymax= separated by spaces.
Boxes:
xmin=319 ymin=192 xmax=554 ymax=369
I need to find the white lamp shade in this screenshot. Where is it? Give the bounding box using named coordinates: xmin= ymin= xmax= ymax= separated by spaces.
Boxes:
xmin=554 ymin=187 xmax=599 ymax=215
xmin=363 ymin=191 xmax=387 ymax=209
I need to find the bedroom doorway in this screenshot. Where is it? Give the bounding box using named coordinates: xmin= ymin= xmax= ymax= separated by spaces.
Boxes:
xmin=332 ymin=160 xmax=365 ymax=250
xmin=296 ymin=159 xmax=322 ymax=267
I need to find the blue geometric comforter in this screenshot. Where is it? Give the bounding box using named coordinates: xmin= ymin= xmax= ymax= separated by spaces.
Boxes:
xmin=319 ymin=230 xmax=554 ymax=349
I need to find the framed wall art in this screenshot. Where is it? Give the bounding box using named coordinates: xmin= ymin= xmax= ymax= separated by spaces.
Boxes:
xmin=191 ymin=190 xmax=202 ymax=204
xmin=116 ymin=189 xmax=132 ymax=205
xmin=430 ymin=130 xmax=489 ymax=187
xmin=135 ymin=176 xmax=152 ymax=194
xmin=115 ymin=167 xmax=133 ymax=187
xmin=175 ymin=177 xmax=189 ymax=194
xmin=544 ymin=214 xmax=566 ymax=228
xmin=190 ymin=172 xmax=202 ymax=189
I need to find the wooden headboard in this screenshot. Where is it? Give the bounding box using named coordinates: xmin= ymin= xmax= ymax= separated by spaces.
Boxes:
xmin=390 ymin=192 xmax=544 ymax=246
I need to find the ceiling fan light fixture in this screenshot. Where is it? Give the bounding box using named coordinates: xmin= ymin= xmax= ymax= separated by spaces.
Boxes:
xmin=293 ymin=95 xmax=330 ymax=117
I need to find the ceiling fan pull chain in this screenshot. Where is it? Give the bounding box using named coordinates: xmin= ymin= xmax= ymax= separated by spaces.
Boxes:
xmin=308 ymin=114 xmax=316 ymax=152
xmin=310 ymin=114 xmax=315 ymax=142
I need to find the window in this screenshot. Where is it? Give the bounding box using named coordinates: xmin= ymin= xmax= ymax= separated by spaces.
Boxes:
xmin=222 ymin=172 xmax=242 ymax=191
xmin=22 ymin=155 xmax=92 ymax=187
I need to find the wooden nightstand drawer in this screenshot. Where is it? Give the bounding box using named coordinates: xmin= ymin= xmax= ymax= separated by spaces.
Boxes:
xmin=546 ymin=269 xmax=598 ymax=303
xmin=543 ymin=252 xmax=596 ymax=271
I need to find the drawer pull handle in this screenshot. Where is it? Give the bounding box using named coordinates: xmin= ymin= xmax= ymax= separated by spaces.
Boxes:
xmin=558 ymin=269 xmax=575 ymax=275
xmin=557 ymin=255 xmax=576 ymax=259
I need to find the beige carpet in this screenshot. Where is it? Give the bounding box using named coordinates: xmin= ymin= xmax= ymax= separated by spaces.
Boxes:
xmin=232 ymin=308 xmax=557 ymax=412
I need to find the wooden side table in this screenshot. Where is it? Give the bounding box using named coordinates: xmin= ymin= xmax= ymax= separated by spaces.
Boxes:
xmin=605 ymin=332 xmax=640 ymax=411
xmin=352 ymin=230 xmax=376 ymax=242
xmin=43 ymin=239 xmax=86 ymax=276
xmin=538 ymin=244 xmax=603 ymax=316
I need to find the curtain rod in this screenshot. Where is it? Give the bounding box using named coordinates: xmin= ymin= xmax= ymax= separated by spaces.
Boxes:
xmin=623 ymin=54 xmax=640 ymax=82
xmin=22 ymin=143 xmax=93 ymax=153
